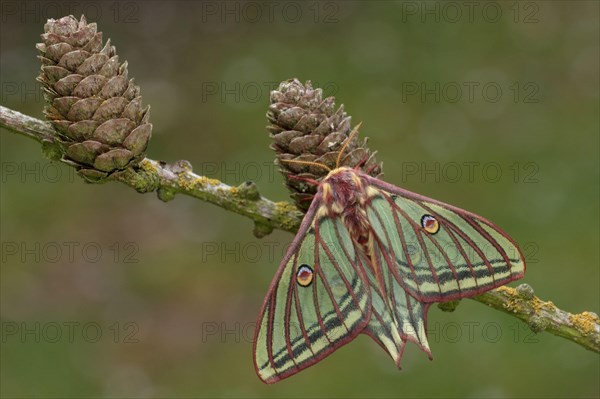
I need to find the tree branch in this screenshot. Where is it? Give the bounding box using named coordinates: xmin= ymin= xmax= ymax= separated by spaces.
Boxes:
xmin=0 ymin=106 xmax=303 ymax=237
xmin=2 ymin=105 xmax=598 ymax=353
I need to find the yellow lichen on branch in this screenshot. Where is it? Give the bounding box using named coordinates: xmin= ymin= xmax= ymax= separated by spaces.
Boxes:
xmin=476 ymin=283 xmax=599 ymax=352
xmin=570 ymin=312 xmax=600 ymax=336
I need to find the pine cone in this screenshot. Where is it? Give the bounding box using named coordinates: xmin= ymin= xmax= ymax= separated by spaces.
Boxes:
xmin=267 ymin=79 xmax=382 ymax=211
xmin=36 ymin=15 xmax=151 ymax=182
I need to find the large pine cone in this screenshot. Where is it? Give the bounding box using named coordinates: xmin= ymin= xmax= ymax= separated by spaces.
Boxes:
xmin=36 ymin=15 xmax=151 ymax=182
xmin=267 ymin=79 xmax=382 ymax=211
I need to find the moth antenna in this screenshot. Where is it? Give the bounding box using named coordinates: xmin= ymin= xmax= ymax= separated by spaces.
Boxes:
xmin=336 ymin=122 xmax=363 ymax=168
xmin=280 ymin=159 xmax=332 ymax=172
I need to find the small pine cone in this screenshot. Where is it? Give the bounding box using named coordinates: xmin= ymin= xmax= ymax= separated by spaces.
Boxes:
xmin=36 ymin=15 xmax=151 ymax=182
xmin=267 ymin=79 xmax=382 ymax=211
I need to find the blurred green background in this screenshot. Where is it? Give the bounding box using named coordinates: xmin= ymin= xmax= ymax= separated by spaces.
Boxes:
xmin=1 ymin=1 xmax=598 ymax=398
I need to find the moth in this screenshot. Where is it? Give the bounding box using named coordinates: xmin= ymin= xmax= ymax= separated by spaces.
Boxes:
xmin=253 ymin=126 xmax=525 ymax=383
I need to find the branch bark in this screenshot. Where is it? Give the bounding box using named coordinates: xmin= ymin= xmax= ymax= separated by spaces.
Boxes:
xmin=2 ymin=105 xmax=598 ymax=353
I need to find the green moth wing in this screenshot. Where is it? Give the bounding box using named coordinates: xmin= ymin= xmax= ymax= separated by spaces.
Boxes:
xmin=354 ymin=174 xmax=525 ymax=364
xmin=363 ymin=175 xmax=526 ymax=303
xmin=360 ymin=249 xmax=432 ymax=366
xmin=253 ymin=194 xmax=371 ymax=384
